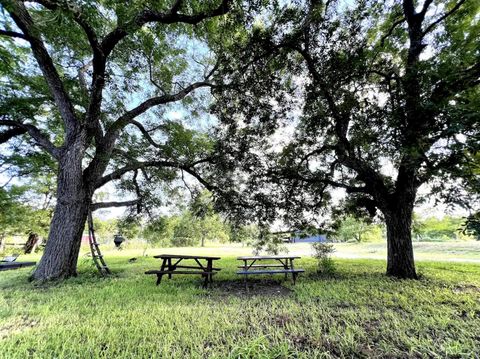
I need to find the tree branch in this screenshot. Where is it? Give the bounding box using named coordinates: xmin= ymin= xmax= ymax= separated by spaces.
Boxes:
xmin=96 ymin=157 xmax=216 ymax=192
xmin=181 ymin=165 xmax=217 ymax=192
xmin=85 ymin=78 xmax=214 ymax=184
xmin=380 ymin=17 xmax=406 ymax=46
xmin=280 ymin=169 xmax=368 ymax=194
xmin=26 ymin=1 xmax=106 ymax=145
xmin=0 ymin=28 xmax=26 ymax=39
xmin=90 ymin=0 xmax=229 ymax=148
xmin=100 ymin=0 xmax=230 ymax=56
xmin=5 ymin=0 xmax=78 ymax=136
xmin=420 ymin=0 xmax=434 ymax=17
xmin=128 ymin=120 xmax=162 ymax=148
xmin=0 ymin=127 xmax=27 ymax=144
xmin=106 ymin=81 xmax=214 ymax=138
xmin=30 ymin=0 xmax=101 ymax=52
xmin=169 ymin=0 xmax=183 ymax=14
xmin=402 ymin=0 xmax=416 ymax=23
xmin=289 ymin=44 xmax=391 ymax=202
xmin=90 ymin=199 xmax=139 ymax=211
xmin=0 ymin=119 xmax=60 ymax=158
xmin=5 ymin=0 xmax=77 ymax=139
xmin=96 ymin=160 xmax=178 ymax=188
xmin=431 ymin=62 xmax=480 ymax=103
xmin=422 ymin=0 xmax=466 ymax=36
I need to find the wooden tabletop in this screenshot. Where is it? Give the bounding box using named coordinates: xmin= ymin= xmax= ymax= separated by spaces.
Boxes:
xmin=237 ymin=256 xmax=301 ymax=260
xmin=153 ymin=254 xmax=221 ymax=260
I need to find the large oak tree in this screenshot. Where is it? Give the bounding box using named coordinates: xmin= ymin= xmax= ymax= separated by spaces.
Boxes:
xmin=0 ymin=0 xmax=234 ymax=281
xmin=211 ymin=0 xmax=480 ymax=278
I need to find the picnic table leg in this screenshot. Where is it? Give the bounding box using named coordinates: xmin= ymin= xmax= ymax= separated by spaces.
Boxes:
xmin=157 ymin=258 xmax=167 ymax=285
xmin=202 ymin=259 xmax=210 ymax=289
xmin=282 ymin=259 xmax=289 ymax=280
xmin=207 ymin=259 xmax=213 ymax=285
xmin=290 ymin=258 xmax=296 ymax=285
xmin=168 ymin=258 xmax=172 ymax=279
xmin=244 ymin=260 xmax=248 ymax=292
xmin=201 ymin=260 xmax=209 ymax=289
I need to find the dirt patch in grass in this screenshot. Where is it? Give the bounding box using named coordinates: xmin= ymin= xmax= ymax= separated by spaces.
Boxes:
xmin=212 ymin=279 xmax=293 ymax=297
xmin=452 ymin=284 xmax=480 ymax=294
xmin=0 ymin=316 xmax=38 ymax=340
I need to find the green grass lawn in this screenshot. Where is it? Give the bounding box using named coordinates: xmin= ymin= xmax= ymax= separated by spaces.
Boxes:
xmin=1 ymin=246 xmax=480 ymax=358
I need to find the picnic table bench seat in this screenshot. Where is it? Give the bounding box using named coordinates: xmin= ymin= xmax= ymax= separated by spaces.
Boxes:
xmin=237 ymin=255 xmax=301 ymax=260
xmin=236 ymin=269 xmax=305 ymax=275
xmin=237 ymin=264 xmax=286 ymax=268
xmin=170 ymin=265 xmax=221 ymax=271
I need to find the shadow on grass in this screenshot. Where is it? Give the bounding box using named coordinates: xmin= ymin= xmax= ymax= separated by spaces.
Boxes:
xmin=304 ymin=269 xmax=387 ymax=282
xmin=211 ymin=278 xmax=293 ymax=298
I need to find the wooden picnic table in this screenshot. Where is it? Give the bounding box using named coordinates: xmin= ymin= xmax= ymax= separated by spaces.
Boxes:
xmin=145 ymin=254 xmax=221 ymax=288
xmin=236 ymin=255 xmax=305 ymax=290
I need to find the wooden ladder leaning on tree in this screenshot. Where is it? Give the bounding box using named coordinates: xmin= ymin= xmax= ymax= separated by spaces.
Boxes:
xmin=87 ymin=210 xmax=111 ymax=276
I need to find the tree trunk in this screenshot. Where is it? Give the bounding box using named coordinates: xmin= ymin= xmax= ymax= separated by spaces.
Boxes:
xmin=385 ymin=205 xmax=417 ymax=279
xmin=0 ymin=233 xmax=5 ymax=252
xmin=24 ymin=232 xmax=40 ymax=254
xmin=32 ymin=147 xmax=90 ymax=281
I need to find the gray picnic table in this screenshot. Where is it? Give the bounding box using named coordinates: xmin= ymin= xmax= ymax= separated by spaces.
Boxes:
xmin=236 ymin=255 xmax=305 ymax=289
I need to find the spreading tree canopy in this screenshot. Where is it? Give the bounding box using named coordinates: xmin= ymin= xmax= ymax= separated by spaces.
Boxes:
xmin=211 ymin=0 xmax=480 ymax=278
xmin=0 ymin=0 xmax=238 ymax=281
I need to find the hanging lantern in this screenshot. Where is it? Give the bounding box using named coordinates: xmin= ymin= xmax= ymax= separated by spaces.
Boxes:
xmin=113 ymin=234 xmax=125 ymax=248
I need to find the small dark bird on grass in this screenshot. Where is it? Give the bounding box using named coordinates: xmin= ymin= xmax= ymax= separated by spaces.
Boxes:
xmin=128 ymin=257 xmax=137 ymax=263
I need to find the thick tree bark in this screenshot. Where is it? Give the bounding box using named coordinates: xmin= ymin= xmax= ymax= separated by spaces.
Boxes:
xmin=32 ymin=147 xmax=90 ymax=281
xmin=384 ymin=203 xmax=417 ymax=279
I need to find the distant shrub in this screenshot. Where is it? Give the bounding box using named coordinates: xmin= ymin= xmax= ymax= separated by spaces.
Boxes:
xmin=462 ymin=213 xmax=480 ymax=241
xmin=331 ymin=216 xmax=384 ymax=242
xmin=171 ymin=236 xmax=197 ymax=247
xmin=413 ymin=215 xmax=471 ymax=241
xmin=312 ymin=242 xmax=335 ymax=274
xmin=248 ymin=226 xmax=288 ymax=255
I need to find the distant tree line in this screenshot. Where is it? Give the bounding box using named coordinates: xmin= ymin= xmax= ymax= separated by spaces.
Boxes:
xmin=90 ymin=211 xmax=257 ymax=249
xmin=330 ymin=215 xmax=476 ymax=243
xmin=0 ymin=186 xmax=52 ymax=252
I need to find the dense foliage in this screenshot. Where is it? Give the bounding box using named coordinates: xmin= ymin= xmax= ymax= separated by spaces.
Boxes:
xmin=0 ymin=0 xmax=478 ymax=281
xmin=0 ymin=0 xmax=242 ymax=280
xmin=210 ymin=0 xmax=480 ymax=278
xmin=0 ymin=186 xmax=52 ymax=243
